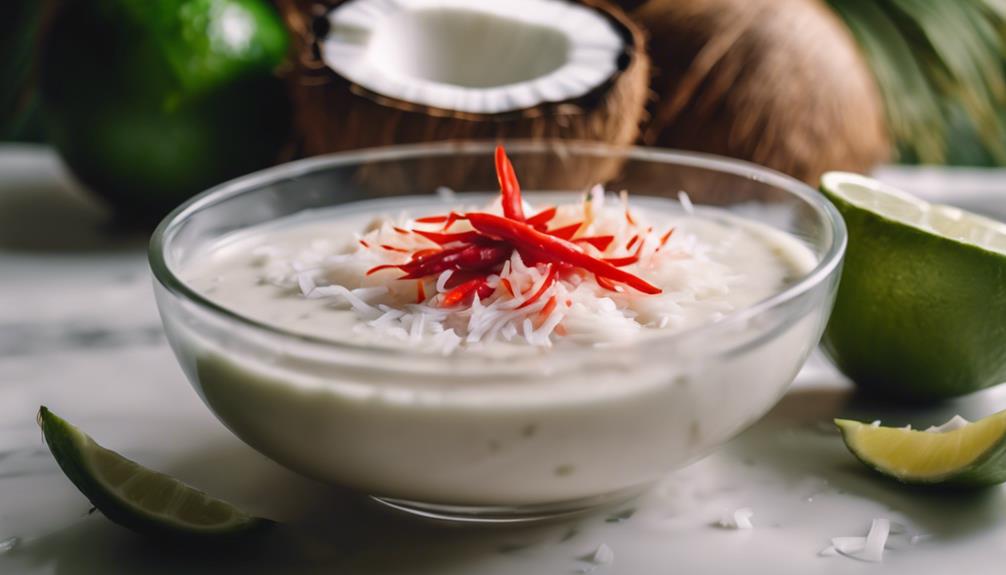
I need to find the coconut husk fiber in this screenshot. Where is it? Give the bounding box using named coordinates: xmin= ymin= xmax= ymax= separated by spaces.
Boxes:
xmin=633 ymin=0 xmax=890 ymax=184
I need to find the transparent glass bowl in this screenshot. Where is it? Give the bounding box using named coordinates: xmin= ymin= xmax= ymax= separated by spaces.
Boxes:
xmin=150 ymin=141 xmax=845 ymax=522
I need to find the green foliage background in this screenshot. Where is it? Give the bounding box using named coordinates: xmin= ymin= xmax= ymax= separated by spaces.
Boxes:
xmin=4 ymin=0 xmax=1006 ymax=166
xmin=828 ymin=0 xmax=1006 ymax=166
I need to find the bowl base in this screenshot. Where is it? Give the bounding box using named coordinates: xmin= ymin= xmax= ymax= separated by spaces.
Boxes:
xmin=370 ymin=485 xmax=649 ymax=524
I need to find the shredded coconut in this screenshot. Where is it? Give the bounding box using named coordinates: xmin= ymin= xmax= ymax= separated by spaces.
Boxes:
xmin=678 ymin=190 xmax=694 ymax=215
xmin=590 ymin=543 xmax=614 ymax=565
xmin=252 ymin=188 xmax=760 ymax=353
xmin=820 ymin=518 xmax=891 ymax=563
xmin=715 ymin=507 xmax=754 ymax=530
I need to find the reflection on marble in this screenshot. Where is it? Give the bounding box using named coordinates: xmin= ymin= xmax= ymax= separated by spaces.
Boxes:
xmin=3 ymin=146 xmax=1006 ymax=574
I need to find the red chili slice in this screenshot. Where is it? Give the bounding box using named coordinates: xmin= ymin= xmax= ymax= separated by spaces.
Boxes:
xmin=415 ymin=212 xmax=467 ymax=230
xmin=657 ymin=227 xmax=675 ymax=249
xmin=441 ymin=277 xmax=490 ymax=307
xmin=573 ymin=235 xmax=615 ymax=251
xmin=500 ymin=277 xmax=515 ymax=297
xmin=626 ymin=234 xmax=640 ymax=251
xmin=526 ymin=206 xmax=557 ymax=229
xmin=595 ymin=274 xmax=624 ymax=293
xmin=400 ymin=243 xmax=510 ymax=279
xmin=517 ymin=264 xmax=557 ymax=309
xmin=605 ymin=238 xmax=645 ymax=267
xmin=604 ymin=255 xmax=639 ymax=267
xmin=495 ymin=146 xmax=525 ymax=221
xmin=413 ymin=229 xmax=481 ymax=245
xmin=466 ymin=212 xmax=661 ymax=295
xmin=539 ymin=295 xmax=558 ymax=318
xmin=546 ymin=222 xmax=581 ymax=240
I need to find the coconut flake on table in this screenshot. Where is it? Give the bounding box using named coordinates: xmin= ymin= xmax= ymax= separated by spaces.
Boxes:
xmin=715 ymin=507 xmax=754 ymax=530
xmin=819 ymin=518 xmax=891 ymax=562
xmin=589 ymin=543 xmax=615 ymax=565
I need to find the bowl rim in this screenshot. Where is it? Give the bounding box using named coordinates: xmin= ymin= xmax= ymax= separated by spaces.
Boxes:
xmin=149 ymin=139 xmax=846 ymax=361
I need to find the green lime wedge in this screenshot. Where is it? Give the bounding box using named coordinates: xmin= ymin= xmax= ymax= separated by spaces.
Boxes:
xmin=820 ymin=172 xmax=1006 ymax=401
xmin=836 ymin=412 xmax=1006 ymax=487
xmin=38 ymin=406 xmax=271 ymax=539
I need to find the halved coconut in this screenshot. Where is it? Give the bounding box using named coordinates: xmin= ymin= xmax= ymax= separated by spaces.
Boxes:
xmin=278 ymin=0 xmax=648 ymax=190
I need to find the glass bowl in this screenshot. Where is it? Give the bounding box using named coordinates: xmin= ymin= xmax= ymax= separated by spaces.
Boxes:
xmin=150 ymin=141 xmax=845 ymax=522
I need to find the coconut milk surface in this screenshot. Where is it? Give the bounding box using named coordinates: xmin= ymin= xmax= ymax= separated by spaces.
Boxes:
xmin=165 ymin=193 xmax=826 ymax=505
xmin=180 ymin=193 xmax=815 ymax=353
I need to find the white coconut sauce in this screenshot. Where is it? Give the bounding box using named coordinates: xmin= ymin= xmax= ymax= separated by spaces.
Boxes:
xmin=182 ymin=193 xmax=812 ymax=353
xmin=168 ymin=192 xmax=825 ymax=506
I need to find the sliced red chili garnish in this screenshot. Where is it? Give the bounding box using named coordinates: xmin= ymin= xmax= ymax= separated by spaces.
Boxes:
xmin=573 ymin=235 xmax=615 ymax=251
xmin=657 ymin=227 xmax=675 ymax=249
xmin=495 ymin=146 xmax=525 ymax=221
xmin=411 ymin=248 xmax=441 ymax=259
xmin=475 ymin=281 xmax=495 ymax=300
xmin=546 ymin=222 xmax=581 ymax=240
xmin=365 ymin=147 xmax=662 ymax=303
xmin=400 ymin=243 xmax=510 ymax=279
xmin=415 ymin=215 xmax=446 ymax=224
xmin=500 ymin=277 xmax=515 ymax=297
xmin=371 ymin=244 xmax=466 ymax=277
xmin=604 ymin=255 xmax=639 ymax=267
xmin=358 ymin=239 xmax=370 ymax=248
xmin=539 ymin=295 xmax=558 ymax=318
xmin=441 ymin=277 xmax=489 ymax=307
xmin=526 ymin=206 xmax=557 ymax=229
xmin=595 ymin=274 xmax=624 ymax=293
xmin=413 ymin=229 xmax=481 ymax=245
xmin=415 ymin=212 xmax=467 ymax=228
xmin=466 ymin=212 xmax=661 ymax=295
xmin=605 ymin=238 xmax=645 ymax=267
xmin=366 ymin=264 xmax=398 ymax=275
xmin=517 ymin=264 xmax=557 ymax=309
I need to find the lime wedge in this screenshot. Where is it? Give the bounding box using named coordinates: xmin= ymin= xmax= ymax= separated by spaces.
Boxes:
xmin=38 ymin=406 xmax=271 ymax=538
xmin=819 ymin=172 xmax=1006 ymax=401
xmin=836 ymin=412 xmax=1006 ymax=487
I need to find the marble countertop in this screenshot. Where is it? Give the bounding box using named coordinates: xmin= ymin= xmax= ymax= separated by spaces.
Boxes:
xmin=3 ymin=145 xmax=1006 ymax=574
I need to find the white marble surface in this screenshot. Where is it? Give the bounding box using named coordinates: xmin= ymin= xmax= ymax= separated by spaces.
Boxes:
xmin=3 ymin=145 xmax=1006 ymax=574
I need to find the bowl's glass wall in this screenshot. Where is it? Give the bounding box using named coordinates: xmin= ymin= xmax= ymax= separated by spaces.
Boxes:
xmin=151 ymin=141 xmax=844 ymax=507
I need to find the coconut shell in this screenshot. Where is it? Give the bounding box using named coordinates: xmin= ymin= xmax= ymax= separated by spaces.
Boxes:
xmin=633 ymin=0 xmax=890 ymax=184
xmin=275 ymin=0 xmax=649 ymax=194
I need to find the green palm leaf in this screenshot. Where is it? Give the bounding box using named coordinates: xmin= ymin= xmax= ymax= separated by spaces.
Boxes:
xmin=829 ymin=0 xmax=1006 ymax=165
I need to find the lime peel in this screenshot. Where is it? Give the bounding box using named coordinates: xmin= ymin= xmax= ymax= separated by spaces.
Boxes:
xmin=836 ymin=411 xmax=1006 ymax=487
xmin=38 ymin=406 xmax=272 ymax=539
xmin=820 ymin=171 xmax=1006 ymax=400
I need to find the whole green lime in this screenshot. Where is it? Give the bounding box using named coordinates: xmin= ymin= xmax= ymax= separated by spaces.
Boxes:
xmin=820 ymin=172 xmax=1006 ymax=402
xmin=39 ymin=0 xmax=291 ymax=219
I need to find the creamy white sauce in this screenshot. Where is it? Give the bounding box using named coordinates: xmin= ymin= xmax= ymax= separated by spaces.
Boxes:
xmin=181 ymin=193 xmax=813 ymax=354
xmin=164 ymin=193 xmax=827 ymax=507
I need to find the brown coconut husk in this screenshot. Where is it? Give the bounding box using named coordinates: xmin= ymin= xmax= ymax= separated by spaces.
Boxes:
xmin=633 ymin=0 xmax=890 ymax=185
xmin=274 ymin=0 xmax=650 ymax=194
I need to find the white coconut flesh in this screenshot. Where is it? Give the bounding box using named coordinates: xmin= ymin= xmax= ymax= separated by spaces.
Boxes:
xmin=319 ymin=0 xmax=627 ymax=114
